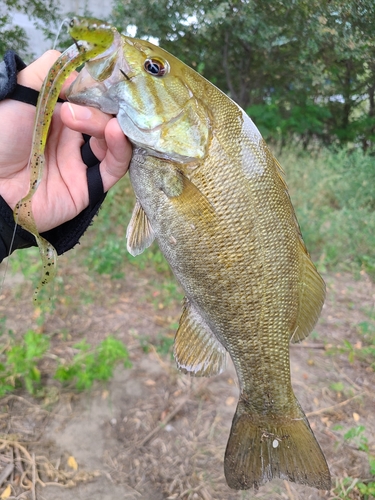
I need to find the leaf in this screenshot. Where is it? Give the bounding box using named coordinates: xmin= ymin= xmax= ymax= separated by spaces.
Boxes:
xmin=0 ymin=485 xmax=11 ymax=499
xmin=67 ymin=456 xmax=78 ymax=470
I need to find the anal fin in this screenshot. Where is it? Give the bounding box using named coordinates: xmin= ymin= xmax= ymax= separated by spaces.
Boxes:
xmin=126 ymin=199 xmax=155 ymax=256
xmin=174 ymin=299 xmax=226 ymax=377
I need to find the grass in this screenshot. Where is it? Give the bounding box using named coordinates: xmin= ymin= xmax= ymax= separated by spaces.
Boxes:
xmin=279 ymin=147 xmax=375 ymax=277
xmin=85 ymin=146 xmax=375 ymax=282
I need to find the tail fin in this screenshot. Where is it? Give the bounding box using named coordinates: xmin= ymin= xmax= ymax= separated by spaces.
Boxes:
xmin=224 ymin=399 xmax=331 ymax=490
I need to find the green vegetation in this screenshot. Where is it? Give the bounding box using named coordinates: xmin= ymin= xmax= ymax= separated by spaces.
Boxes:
xmin=84 ymin=179 xmax=172 ymax=279
xmin=0 ymin=319 xmax=131 ymax=396
xmin=112 ymin=0 xmax=375 ymax=151
xmin=0 ymin=0 xmax=62 ymax=59
xmin=3 ymin=1 xmax=374 ymax=148
xmin=0 ymin=326 xmax=49 ymax=396
xmin=332 ymin=425 xmax=375 ymax=499
xmin=139 ymin=333 xmax=175 ymax=359
xmin=54 ymin=336 xmax=131 ymax=391
xmin=333 ymin=477 xmax=375 ymax=500
xmin=326 ymin=308 xmax=375 ymax=369
xmin=282 ymin=147 xmax=375 ymax=277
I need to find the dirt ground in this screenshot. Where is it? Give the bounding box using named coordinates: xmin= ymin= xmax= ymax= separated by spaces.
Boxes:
xmin=0 ymin=250 xmax=374 ymax=500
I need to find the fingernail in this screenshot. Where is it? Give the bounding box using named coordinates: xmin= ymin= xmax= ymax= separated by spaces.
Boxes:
xmin=68 ymin=102 xmax=92 ymax=120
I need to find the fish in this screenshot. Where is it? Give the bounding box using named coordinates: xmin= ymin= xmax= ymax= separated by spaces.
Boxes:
xmin=63 ymin=21 xmax=331 ymax=490
xmin=13 ymin=17 xmax=117 ymax=297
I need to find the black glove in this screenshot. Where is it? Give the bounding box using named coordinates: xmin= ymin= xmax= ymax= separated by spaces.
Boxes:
xmin=0 ymin=50 xmax=107 ymax=263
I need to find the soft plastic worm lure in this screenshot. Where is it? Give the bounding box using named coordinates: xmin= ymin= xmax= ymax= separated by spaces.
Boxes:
xmin=13 ymin=17 xmax=117 ymax=299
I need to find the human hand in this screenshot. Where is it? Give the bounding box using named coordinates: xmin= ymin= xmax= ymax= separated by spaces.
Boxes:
xmin=0 ymin=50 xmax=132 ymax=233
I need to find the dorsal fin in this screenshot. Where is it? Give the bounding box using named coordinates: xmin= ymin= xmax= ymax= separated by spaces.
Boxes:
xmin=174 ymin=299 xmax=226 ymax=377
xmin=126 ymin=199 xmax=155 ymax=256
xmin=291 ymin=242 xmax=326 ymax=343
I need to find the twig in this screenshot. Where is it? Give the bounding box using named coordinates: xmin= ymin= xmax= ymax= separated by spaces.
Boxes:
xmin=139 ymin=397 xmax=189 ymax=447
xmin=283 ymin=479 xmax=295 ymax=500
xmin=10 ymin=444 xmax=14 ymax=484
xmin=14 ymin=446 xmax=24 ymax=475
xmin=306 ymin=393 xmax=364 ymax=417
xmin=291 ymin=343 xmax=326 ymax=349
xmin=31 ymin=453 xmax=36 ymax=500
xmin=0 ymin=441 xmax=33 ymax=464
xmin=333 ymin=361 xmax=363 ymax=392
xmin=0 ymin=463 xmax=14 ymax=486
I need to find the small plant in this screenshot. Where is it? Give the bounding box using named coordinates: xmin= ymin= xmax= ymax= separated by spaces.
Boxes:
xmin=155 ymin=334 xmax=174 ymax=358
xmin=0 ymin=319 xmax=131 ymax=396
xmin=330 ymin=381 xmax=345 ymax=393
xmin=0 ymin=329 xmax=50 ymax=396
xmin=54 ymin=336 xmax=131 ymax=391
xmin=333 ymin=476 xmax=375 ymax=500
xmin=332 ymin=425 xmax=375 ymax=499
xmin=343 ymin=425 xmax=370 ymax=454
xmin=357 ymin=481 xmax=375 ymax=500
xmin=328 ymin=317 xmax=375 ymax=370
xmin=138 ymin=333 xmax=174 ymax=359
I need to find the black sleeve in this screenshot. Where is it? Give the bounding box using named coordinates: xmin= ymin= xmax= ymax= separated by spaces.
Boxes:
xmin=0 ymin=50 xmax=26 ymax=100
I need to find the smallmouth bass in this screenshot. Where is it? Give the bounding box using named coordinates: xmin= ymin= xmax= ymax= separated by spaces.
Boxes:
xmin=63 ymin=21 xmax=331 ymax=490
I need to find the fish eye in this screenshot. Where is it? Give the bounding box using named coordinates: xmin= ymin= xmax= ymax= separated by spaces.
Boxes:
xmin=144 ymin=58 xmax=169 ymax=77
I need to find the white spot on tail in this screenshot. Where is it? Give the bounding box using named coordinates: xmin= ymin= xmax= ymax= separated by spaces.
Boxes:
xmin=272 ymin=439 xmax=279 ymax=448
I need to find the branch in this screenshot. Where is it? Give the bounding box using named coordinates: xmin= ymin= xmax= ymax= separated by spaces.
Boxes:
xmin=306 ymin=393 xmax=365 ymax=417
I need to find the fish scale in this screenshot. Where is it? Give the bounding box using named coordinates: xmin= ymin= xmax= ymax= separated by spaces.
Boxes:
xmin=66 ymin=24 xmax=330 ymax=490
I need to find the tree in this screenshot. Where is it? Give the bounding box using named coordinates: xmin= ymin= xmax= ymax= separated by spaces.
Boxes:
xmin=111 ymin=0 xmax=375 ymax=150
xmin=0 ymin=0 xmax=62 ymax=59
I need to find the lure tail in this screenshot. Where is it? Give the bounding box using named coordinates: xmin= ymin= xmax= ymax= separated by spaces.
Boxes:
xmin=224 ymin=398 xmax=331 ymax=490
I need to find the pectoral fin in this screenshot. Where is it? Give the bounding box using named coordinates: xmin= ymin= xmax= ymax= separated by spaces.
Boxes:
xmin=174 ymin=299 xmax=226 ymax=377
xmin=159 ymin=167 xmax=215 ymax=223
xmin=126 ymin=200 xmax=155 ymax=256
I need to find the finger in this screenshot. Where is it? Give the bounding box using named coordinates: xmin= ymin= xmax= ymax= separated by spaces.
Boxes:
xmin=17 ymin=50 xmax=61 ymax=90
xmin=60 ymin=102 xmax=113 ymax=150
xmin=99 ymin=118 xmax=132 ymax=192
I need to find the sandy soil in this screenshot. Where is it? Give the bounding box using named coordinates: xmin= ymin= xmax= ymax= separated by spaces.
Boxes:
xmin=0 ymin=252 xmax=374 ymax=500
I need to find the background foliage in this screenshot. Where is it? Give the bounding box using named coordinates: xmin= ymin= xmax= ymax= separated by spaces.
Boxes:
xmin=111 ymin=0 xmax=375 ymax=151
xmin=2 ymin=0 xmax=374 ymax=150
xmin=0 ymin=0 xmax=61 ymax=58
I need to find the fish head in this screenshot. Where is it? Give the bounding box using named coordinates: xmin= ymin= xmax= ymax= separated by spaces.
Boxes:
xmin=67 ymin=34 xmax=211 ymax=163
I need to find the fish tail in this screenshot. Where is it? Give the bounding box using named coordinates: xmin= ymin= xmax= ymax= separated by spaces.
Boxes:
xmin=224 ymin=398 xmax=331 ymax=490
